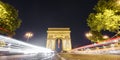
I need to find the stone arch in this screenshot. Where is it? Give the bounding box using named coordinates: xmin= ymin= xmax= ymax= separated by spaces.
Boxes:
xmin=46 ymin=28 xmax=72 ymax=52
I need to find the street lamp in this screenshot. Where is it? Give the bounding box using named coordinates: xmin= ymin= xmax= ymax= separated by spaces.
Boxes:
xmin=24 ymin=32 xmax=33 ymax=41
xmin=85 ymin=32 xmax=93 ymax=38
xmin=103 ymin=35 xmax=109 ymax=39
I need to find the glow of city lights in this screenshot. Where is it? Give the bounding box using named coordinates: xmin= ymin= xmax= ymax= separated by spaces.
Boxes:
xmin=113 ymin=40 xmax=118 ymax=42
xmin=24 ymin=32 xmax=33 ymax=41
xmin=103 ymin=35 xmax=109 ymax=39
xmin=109 ymin=50 xmax=120 ymax=54
xmin=85 ymin=32 xmax=92 ymax=37
xmin=116 ymin=0 xmax=120 ymax=5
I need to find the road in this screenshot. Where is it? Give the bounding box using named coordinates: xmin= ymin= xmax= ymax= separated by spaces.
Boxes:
xmin=0 ymin=53 xmax=120 ymax=60
xmin=59 ymin=53 xmax=120 ymax=60
xmin=0 ymin=55 xmax=36 ymax=60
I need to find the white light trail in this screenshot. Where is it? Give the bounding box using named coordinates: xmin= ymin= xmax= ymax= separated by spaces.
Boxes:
xmin=0 ymin=35 xmax=54 ymax=55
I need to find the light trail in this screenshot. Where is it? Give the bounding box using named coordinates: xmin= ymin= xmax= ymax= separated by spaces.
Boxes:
xmin=71 ymin=36 xmax=120 ymax=55
xmin=0 ymin=35 xmax=55 ymax=59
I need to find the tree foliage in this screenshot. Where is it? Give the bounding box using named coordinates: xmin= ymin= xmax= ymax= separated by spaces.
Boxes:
xmin=87 ymin=0 xmax=120 ymax=42
xmin=87 ymin=9 xmax=120 ymax=32
xmin=0 ymin=1 xmax=21 ymax=36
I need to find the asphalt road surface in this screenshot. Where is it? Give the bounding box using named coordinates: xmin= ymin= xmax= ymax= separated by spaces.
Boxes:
xmin=0 ymin=55 xmax=36 ymax=60
xmin=1 ymin=53 xmax=120 ymax=60
xmin=59 ymin=53 xmax=120 ymax=60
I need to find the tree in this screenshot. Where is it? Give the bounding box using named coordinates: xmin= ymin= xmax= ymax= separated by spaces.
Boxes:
xmin=0 ymin=1 xmax=21 ymax=36
xmin=87 ymin=0 xmax=120 ymax=42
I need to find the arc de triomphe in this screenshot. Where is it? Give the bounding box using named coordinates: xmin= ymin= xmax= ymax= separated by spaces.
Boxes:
xmin=46 ymin=28 xmax=72 ymax=52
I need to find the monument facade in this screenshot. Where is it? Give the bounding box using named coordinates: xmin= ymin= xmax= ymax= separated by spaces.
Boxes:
xmin=46 ymin=28 xmax=72 ymax=52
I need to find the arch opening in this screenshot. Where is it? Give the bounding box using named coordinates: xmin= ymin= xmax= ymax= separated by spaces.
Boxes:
xmin=55 ymin=38 xmax=62 ymax=52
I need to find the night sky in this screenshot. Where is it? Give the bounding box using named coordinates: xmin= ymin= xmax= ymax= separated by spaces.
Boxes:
xmin=2 ymin=0 xmax=98 ymax=48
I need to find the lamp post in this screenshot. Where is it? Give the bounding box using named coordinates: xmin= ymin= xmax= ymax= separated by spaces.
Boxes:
xmin=85 ymin=32 xmax=93 ymax=42
xmin=24 ymin=32 xmax=33 ymax=42
xmin=85 ymin=32 xmax=93 ymax=38
xmin=103 ymin=35 xmax=109 ymax=39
